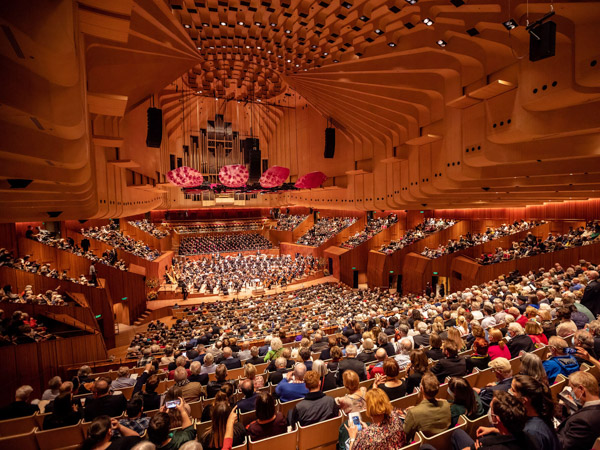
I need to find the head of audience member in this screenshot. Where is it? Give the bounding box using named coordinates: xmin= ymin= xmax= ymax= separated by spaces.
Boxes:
xmin=473 ymin=337 xmax=489 ymax=356
xmin=488 ymin=391 xmax=528 ymax=437
xmin=215 ymin=364 xmax=228 ymax=382
xmin=145 ymin=375 xmax=160 ymax=394
xmin=489 ymin=357 xmax=512 ymax=382
xmin=342 ymin=370 xmax=360 ymax=394
xmin=204 ymin=353 xmax=214 ymax=367
xmin=148 ymin=412 xmax=172 ymax=447
xmin=548 ymin=336 xmax=569 ymax=357
xmin=117 ymin=366 xmax=131 ymax=379
xmin=345 ymin=344 xmax=358 ymax=359
xmin=52 ymin=392 xmax=74 ymax=417
xmin=311 ymin=359 xmax=327 ymax=379
xmin=222 ymin=347 xmax=233 ymax=359
xmin=299 ymin=347 xmax=311 ymax=364
xmin=255 ymin=391 xmax=277 ymax=421
xmin=81 ymin=415 xmax=114 ymax=450
xmin=240 ymin=378 xmax=254 ymax=399
xmin=190 ymin=361 xmax=201 ymax=376
xmin=126 ymin=397 xmax=144 ymax=419
xmin=429 ymin=333 xmax=442 ymax=350
xmin=293 ymin=363 xmax=307 ymax=381
xmin=375 ymin=347 xmax=387 ymax=363
xmin=174 ymin=367 xmax=188 ymax=384
xmin=304 ymin=371 xmax=320 ymax=393
xmin=442 ymin=339 xmax=459 ymax=359
xmin=365 ymin=388 xmax=393 ymax=424
xmin=518 ymin=353 xmax=548 ymax=385
xmin=399 ymin=338 xmax=413 ymax=355
xmin=448 ymin=377 xmax=478 ymax=416
xmin=511 ymin=374 xmax=554 ymax=430
xmin=330 ymin=346 xmax=342 ymax=361
xmin=420 ymin=372 xmax=440 ymax=404
xmin=568 ymin=371 xmax=600 ymax=406
xmin=92 ymin=378 xmax=111 ymax=399
xmin=383 ymin=358 xmax=400 ymax=381
xmin=275 ymin=357 xmax=287 ymax=370
xmin=409 ymin=349 xmax=429 ymax=374
xmin=205 ymin=401 xmax=232 ymax=448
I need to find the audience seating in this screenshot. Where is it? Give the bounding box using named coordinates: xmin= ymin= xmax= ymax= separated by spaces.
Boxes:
xmin=248 ymin=426 xmax=298 ymax=450
xmin=0 ymin=413 xmax=37 ymax=436
xmin=239 ymin=410 xmax=256 ymax=426
xmin=232 ymin=436 xmax=247 ymax=450
xmin=400 ymin=434 xmax=423 ymax=450
xmin=34 ymin=421 xmax=84 ymax=450
xmin=0 ymin=428 xmax=38 ymax=450
xmin=297 ymin=411 xmax=343 ymax=450
xmin=417 ymin=415 xmax=467 ymax=449
xmin=464 ymin=413 xmax=490 ymax=439
xmin=550 ymin=374 xmax=568 ymax=402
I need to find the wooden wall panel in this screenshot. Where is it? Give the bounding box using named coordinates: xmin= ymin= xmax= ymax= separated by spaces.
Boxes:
xmin=120 ymin=220 xmax=173 ymax=252
xmin=401 ymin=253 xmax=432 ymax=295
xmin=150 ymin=208 xmax=272 ymax=221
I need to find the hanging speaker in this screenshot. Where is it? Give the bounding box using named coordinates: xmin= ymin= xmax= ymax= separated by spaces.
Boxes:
xmin=529 ymin=21 xmax=556 ymax=62
xmin=324 ymin=127 xmax=335 ymax=158
xmin=146 ymin=108 xmax=163 ymax=148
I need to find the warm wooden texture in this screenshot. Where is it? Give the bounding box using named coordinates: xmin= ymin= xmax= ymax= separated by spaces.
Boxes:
xmin=0 ymin=302 xmax=102 ymax=334
xmin=367 ymin=221 xmax=470 ymax=287
xmin=0 ymin=333 xmax=107 ymax=406
xmin=14 ymin=238 xmax=148 ymax=326
xmin=450 ymin=241 xmax=600 ymax=291
xmin=323 ymin=246 xmax=346 ymax=281
xmin=0 ymin=266 xmax=116 ymax=348
xmin=151 ymin=208 xmax=273 ymax=221
xmin=401 ymin=253 xmax=431 ymax=294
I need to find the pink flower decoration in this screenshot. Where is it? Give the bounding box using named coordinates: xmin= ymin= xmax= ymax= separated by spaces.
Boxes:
xmin=219 ymin=164 xmax=249 ymax=187
xmin=260 ymin=166 xmax=290 ymax=188
xmin=167 ymin=166 xmax=203 ymax=187
xmin=295 ymin=171 xmax=327 ymax=189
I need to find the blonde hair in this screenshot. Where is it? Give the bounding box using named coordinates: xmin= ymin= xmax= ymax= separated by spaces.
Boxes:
xmin=569 ymin=371 xmax=600 ymax=396
xmin=366 ymin=388 xmax=393 ymax=419
xmin=447 ymin=327 xmax=465 ymax=350
xmin=342 ymin=370 xmax=360 ymax=392
xmin=271 ymin=338 xmax=283 ymax=351
xmin=489 ymin=329 xmax=506 ymax=350
xmin=244 ymin=364 xmax=256 ymax=379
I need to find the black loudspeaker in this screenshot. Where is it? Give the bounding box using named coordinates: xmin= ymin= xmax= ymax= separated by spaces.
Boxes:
xmin=244 ymin=138 xmax=261 ymax=180
xmin=146 ymin=108 xmax=163 ymax=148
xmin=529 ymin=21 xmax=556 ymax=62
xmin=324 ymin=127 xmax=335 ymax=158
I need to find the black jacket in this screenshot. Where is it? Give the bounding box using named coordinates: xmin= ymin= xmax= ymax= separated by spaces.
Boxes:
xmin=268 ymin=368 xmax=289 ymax=385
xmin=426 ymin=347 xmax=445 ymax=361
xmin=222 ymin=357 xmax=242 ymax=370
xmin=507 ymin=334 xmax=535 ymax=359
xmin=336 ymin=358 xmax=366 ymax=386
xmin=289 ymin=391 xmax=339 ymax=426
xmin=581 ymin=280 xmax=600 ymax=317
xmin=356 ymin=350 xmax=376 ymax=364
xmin=557 ymin=403 xmax=600 ymax=450
xmin=84 ymin=394 xmax=127 ymax=421
xmin=430 ymin=356 xmax=467 ymax=383
xmin=413 ymin=334 xmax=430 ymax=349
xmin=479 ymin=377 xmax=513 ymax=411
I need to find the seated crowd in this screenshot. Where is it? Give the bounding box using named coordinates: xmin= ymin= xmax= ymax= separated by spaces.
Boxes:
xmin=82 ymin=223 xmax=162 ymax=261
xmin=128 ymin=219 xmax=170 ymax=239
xmin=0 ymin=283 xmax=67 ymax=306
xmin=296 ymin=216 xmax=358 ymax=246
xmin=27 ymin=227 xmax=128 ymax=271
xmin=420 ymin=219 xmax=546 ymax=259
xmin=168 ymin=254 xmax=320 ymax=294
xmin=380 ymin=218 xmax=456 ymax=255
xmin=178 ymin=234 xmax=273 ymax=256
xmin=172 ymin=221 xmax=265 ymax=235
xmin=0 ymin=309 xmax=55 ymax=345
xmin=0 ymin=250 xmax=102 ymax=286
xmin=340 ymin=214 xmax=398 ymax=249
xmin=477 ymin=222 xmax=600 ymax=265
xmin=3 ymin=259 xmax=600 ymax=450
xmin=274 ymin=214 xmax=307 ymax=231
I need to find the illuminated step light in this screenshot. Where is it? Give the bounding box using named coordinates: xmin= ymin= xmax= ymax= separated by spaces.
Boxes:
xmin=503 ymin=19 xmax=518 ymax=30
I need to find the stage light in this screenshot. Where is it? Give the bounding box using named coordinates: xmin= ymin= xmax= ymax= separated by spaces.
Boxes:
xmin=437 ymin=39 xmax=447 ymax=47
xmin=503 ymin=19 xmax=518 ymax=30
xmin=423 ymin=18 xmax=434 ymax=26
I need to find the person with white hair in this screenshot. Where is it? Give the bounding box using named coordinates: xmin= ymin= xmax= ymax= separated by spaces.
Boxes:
xmin=0 ymin=385 xmax=38 ymax=419
xmin=413 ymin=322 xmax=430 ymax=348
xmin=112 ymin=366 xmax=136 ymax=390
xmin=336 ymin=345 xmax=366 ymax=385
xmin=394 ymin=338 xmax=413 ymax=370
xmin=506 ymin=323 xmax=535 ymax=358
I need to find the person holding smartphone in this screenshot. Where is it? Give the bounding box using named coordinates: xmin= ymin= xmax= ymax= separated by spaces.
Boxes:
xmin=344 ymin=388 xmax=406 ymax=450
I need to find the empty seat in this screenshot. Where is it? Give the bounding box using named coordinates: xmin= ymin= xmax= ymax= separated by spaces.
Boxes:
xmin=297 ymin=412 xmax=343 ymax=450
xmin=35 ymin=421 xmax=84 ymax=450
xmin=248 ymin=427 xmax=298 ymax=450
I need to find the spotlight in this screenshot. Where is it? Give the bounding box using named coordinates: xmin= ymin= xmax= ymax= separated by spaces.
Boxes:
xmin=220 ymin=21 xmax=227 ymax=26
xmin=423 ymin=18 xmax=434 ymax=26
xmin=437 ymin=39 xmax=447 ymax=47
xmin=503 ymin=19 xmax=518 ymax=30
xmin=450 ymin=0 xmax=464 ymax=6
xmin=286 ymin=59 xmax=291 ymax=62
xmin=374 ymin=28 xmax=384 ymax=35
xmin=388 ymin=42 xmax=396 ymax=47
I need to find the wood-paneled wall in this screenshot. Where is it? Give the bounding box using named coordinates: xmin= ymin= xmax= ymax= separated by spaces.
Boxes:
xmin=0 ymin=333 xmax=107 ymax=406
xmin=0 ymin=266 xmax=117 ymax=348
xmin=450 ymin=241 xmax=600 ymax=291
xmin=150 ymin=208 xmax=273 ymax=221
xmin=15 ymin=239 xmax=148 ymax=326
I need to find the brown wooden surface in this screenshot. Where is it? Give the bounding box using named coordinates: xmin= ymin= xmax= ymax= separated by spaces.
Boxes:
xmin=0 ymin=333 xmax=107 ymax=406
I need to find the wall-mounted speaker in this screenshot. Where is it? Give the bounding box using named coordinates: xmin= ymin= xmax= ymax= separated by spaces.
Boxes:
xmin=324 ymin=127 xmax=335 ymax=158
xmin=146 ymin=108 xmax=163 ymax=148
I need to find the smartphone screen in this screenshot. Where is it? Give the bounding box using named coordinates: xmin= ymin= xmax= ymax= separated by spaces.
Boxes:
xmin=166 ymin=399 xmax=181 ymax=409
xmin=351 ymin=415 xmax=362 ymax=431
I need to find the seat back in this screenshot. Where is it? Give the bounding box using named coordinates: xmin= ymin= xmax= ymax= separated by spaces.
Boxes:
xmin=239 ymin=410 xmax=257 ymax=426
xmin=550 ymin=374 xmax=568 ymax=401
xmin=119 ymin=386 xmax=135 ymax=400
xmin=196 ymin=419 xmax=213 ymax=439
xmin=0 ymin=428 xmax=38 ymax=450
xmin=249 ymin=427 xmax=298 ymax=450
xmin=400 ymin=433 xmax=422 ymax=450
xmin=418 ymin=415 xmax=467 ymax=449
xmin=390 ymin=391 xmax=420 ymax=411
xmin=463 ymin=413 xmax=490 ymax=439
xmin=232 ymin=435 xmax=248 ymax=450
xmin=0 ymin=414 xmax=37 ymax=437
xmin=509 ymin=356 xmax=522 ymax=375
xmin=34 ymin=412 xmax=51 ymax=428
xmin=278 ymin=398 xmax=303 ymax=418
xmin=297 ymin=412 xmax=343 ymax=450
xmin=188 ymin=400 xmax=203 ymax=420
xmin=592 ymin=436 xmax=600 ymax=450
xmin=474 ymin=367 xmax=496 ymax=388
xmin=35 ymin=421 xmax=84 ymax=450
xmin=323 ymin=386 xmax=347 ymax=399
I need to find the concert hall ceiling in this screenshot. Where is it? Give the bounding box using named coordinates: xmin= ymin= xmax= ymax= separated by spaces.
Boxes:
xmin=0 ymin=0 xmax=600 ymax=220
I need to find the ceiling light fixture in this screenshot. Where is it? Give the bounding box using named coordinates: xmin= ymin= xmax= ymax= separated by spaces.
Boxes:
xmin=238 ymin=21 xmax=244 ymax=25
xmin=220 ymin=21 xmax=227 ymax=26
xmin=202 ymin=23 xmax=209 ymax=27
xmin=184 ymin=24 xmax=191 ymax=29
xmin=285 ymin=29 xmax=291 ymax=34
xmin=437 ymin=39 xmax=447 ymax=47
xmin=374 ymin=28 xmax=384 ymax=35
xmin=423 ymin=18 xmax=434 ymax=26
xmin=388 ymin=42 xmax=396 ymax=47
xmin=255 ymin=21 xmax=261 ymax=26
xmin=502 ymin=19 xmax=518 ymax=30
